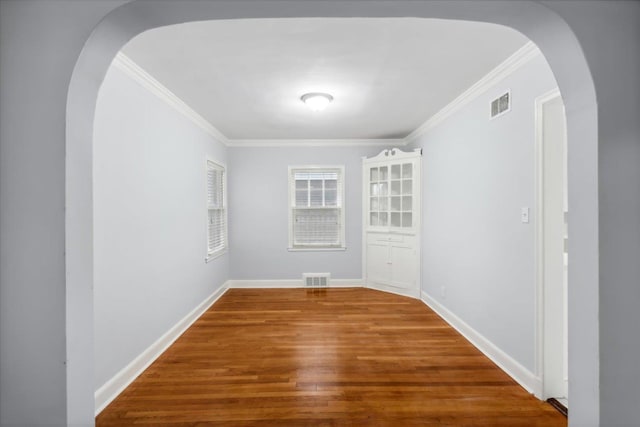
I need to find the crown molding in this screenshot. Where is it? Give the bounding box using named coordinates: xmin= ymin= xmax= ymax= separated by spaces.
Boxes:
xmin=114 ymin=41 xmax=541 ymax=149
xmin=404 ymin=41 xmax=541 ymax=144
xmin=226 ymin=138 xmax=407 ymax=148
xmin=113 ymin=54 xmax=405 ymax=148
xmin=113 ymin=52 xmax=230 ymax=145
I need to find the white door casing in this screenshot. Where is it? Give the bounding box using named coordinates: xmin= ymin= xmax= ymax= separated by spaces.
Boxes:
xmin=535 ymin=88 xmax=569 ymax=403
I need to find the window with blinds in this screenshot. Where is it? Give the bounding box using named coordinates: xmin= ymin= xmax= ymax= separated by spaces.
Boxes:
xmin=288 ymin=166 xmax=345 ymax=250
xmin=206 ymin=159 xmax=226 ymax=261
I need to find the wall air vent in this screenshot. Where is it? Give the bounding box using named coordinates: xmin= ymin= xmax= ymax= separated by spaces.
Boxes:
xmin=491 ymin=90 xmax=511 ymax=118
xmin=303 ymin=273 xmax=330 ymax=287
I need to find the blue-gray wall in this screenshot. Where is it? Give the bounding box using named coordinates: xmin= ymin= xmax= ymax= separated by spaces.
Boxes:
xmin=228 ymin=145 xmax=381 ymax=280
xmin=408 ymin=53 xmax=557 ymax=373
xmin=0 ymin=1 xmax=128 ymax=425
xmin=0 ymin=1 xmax=638 ymax=426
xmin=543 ymin=1 xmax=640 ymax=422
xmin=93 ymin=62 xmax=229 ymax=390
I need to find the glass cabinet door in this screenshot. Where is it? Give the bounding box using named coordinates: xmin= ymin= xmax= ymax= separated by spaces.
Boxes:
xmin=368 ymin=159 xmax=416 ymax=230
xmin=369 ymin=166 xmax=389 ymax=227
xmin=400 ymin=162 xmax=413 ymax=228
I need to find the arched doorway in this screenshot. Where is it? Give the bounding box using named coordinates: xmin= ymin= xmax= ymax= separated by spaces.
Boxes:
xmin=66 ymin=2 xmax=598 ymax=425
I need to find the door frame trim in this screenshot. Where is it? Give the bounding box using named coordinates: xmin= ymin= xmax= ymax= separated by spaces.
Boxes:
xmin=534 ymin=87 xmax=564 ymax=400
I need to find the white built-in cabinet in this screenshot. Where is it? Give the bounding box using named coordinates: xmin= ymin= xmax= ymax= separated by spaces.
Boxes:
xmin=363 ymin=148 xmax=422 ymax=298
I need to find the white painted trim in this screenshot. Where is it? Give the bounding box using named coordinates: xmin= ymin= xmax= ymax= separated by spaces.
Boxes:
xmin=94 ymin=282 xmax=230 ymax=415
xmin=287 ymin=247 xmax=347 ymax=252
xmin=113 ymin=43 xmax=540 ymax=148
xmin=421 ymin=291 xmax=543 ymax=397
xmin=205 ymin=157 xmax=228 ymax=262
xmin=113 ymin=53 xmax=230 ymax=145
xmin=205 ymin=248 xmax=227 ymax=263
xmin=368 ymin=282 xmax=420 ymax=299
xmin=113 ymin=54 xmax=405 ymax=148
xmin=365 ymin=147 xmax=423 ymax=162
xmin=405 ymin=41 xmax=541 ymax=144
xmin=534 ymin=87 xmax=564 ymax=400
xmin=227 ymin=139 xmax=407 ymax=148
xmin=228 ymin=279 xmax=363 ymax=288
xmin=535 ymin=88 xmax=562 ymax=379
xmin=110 ymin=54 xmax=406 ymax=149
xmin=361 ymin=158 xmax=368 ymax=284
xmin=288 ymin=165 xmax=346 ymax=250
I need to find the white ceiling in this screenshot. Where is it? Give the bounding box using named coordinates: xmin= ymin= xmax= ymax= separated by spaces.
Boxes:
xmin=122 ymin=18 xmax=528 ymax=141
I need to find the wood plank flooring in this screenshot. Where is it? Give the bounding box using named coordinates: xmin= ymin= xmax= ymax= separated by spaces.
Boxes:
xmin=97 ymin=288 xmax=566 ymax=426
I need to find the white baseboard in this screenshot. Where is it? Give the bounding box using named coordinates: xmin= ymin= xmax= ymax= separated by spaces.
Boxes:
xmin=94 ymin=278 xmax=362 ymax=414
xmin=94 ymin=281 xmax=230 ymax=415
xmin=99 ymin=282 xmax=538 ymax=417
xmin=366 ymin=282 xmax=421 ymax=299
xmin=228 ymin=279 xmax=364 ymax=288
xmin=421 ymin=291 xmax=542 ymax=396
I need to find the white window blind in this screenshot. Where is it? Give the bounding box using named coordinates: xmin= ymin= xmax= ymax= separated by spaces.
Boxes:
xmin=289 ymin=167 xmax=345 ymax=249
xmin=207 ymin=160 xmax=226 ymax=259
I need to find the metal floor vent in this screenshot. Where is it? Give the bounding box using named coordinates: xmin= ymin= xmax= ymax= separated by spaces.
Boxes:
xmin=303 ymin=273 xmax=330 ymax=287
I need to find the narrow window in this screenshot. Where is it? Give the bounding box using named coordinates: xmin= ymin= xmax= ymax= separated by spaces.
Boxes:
xmin=206 ymin=159 xmax=227 ymax=261
xmin=288 ymin=166 xmax=345 ymax=250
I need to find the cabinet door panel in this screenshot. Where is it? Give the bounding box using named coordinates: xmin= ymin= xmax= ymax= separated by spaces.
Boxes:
xmin=367 ymin=242 xmax=390 ymax=284
xmin=390 ymin=244 xmax=416 ymax=289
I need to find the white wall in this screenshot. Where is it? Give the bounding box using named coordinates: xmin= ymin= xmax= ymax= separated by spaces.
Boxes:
xmin=93 ymin=62 xmax=229 ymax=389
xmin=409 ymin=53 xmax=558 ymax=373
xmin=228 ymin=145 xmax=382 ymax=280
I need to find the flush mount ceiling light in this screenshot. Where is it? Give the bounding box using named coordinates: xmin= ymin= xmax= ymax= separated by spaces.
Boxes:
xmin=301 ymin=92 xmax=334 ymax=112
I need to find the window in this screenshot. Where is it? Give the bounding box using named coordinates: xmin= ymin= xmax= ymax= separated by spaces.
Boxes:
xmin=206 ymin=159 xmax=227 ymax=261
xmin=288 ymin=166 xmax=345 ymax=250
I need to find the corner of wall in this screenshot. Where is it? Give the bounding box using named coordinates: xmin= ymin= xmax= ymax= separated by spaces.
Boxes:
xmin=420 ymin=291 xmax=542 ymax=397
xmin=94 ymin=281 xmax=231 ymax=415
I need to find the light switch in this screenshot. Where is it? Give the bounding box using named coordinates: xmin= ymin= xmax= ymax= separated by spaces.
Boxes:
xmin=521 ymin=207 xmax=530 ymax=223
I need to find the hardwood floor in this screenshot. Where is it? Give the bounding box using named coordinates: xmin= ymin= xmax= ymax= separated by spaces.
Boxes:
xmin=96 ymin=288 xmax=566 ymax=426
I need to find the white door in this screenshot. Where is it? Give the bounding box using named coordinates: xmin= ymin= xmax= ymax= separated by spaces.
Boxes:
xmin=537 ymin=90 xmax=569 ymax=406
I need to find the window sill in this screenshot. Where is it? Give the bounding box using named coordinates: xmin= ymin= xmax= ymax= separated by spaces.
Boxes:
xmin=287 ymin=247 xmax=347 ymax=252
xmin=205 ymin=249 xmax=227 ymax=263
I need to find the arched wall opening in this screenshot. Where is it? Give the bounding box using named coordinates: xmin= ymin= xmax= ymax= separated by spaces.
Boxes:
xmin=66 ymin=2 xmax=598 ymax=426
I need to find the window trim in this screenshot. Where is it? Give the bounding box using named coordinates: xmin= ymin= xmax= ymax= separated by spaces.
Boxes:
xmin=205 ymin=157 xmax=228 ymax=263
xmin=287 ymin=165 xmax=346 ymax=251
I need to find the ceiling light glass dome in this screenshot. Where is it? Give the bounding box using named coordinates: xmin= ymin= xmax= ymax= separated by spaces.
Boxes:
xmin=301 ymin=92 xmax=333 ymax=112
